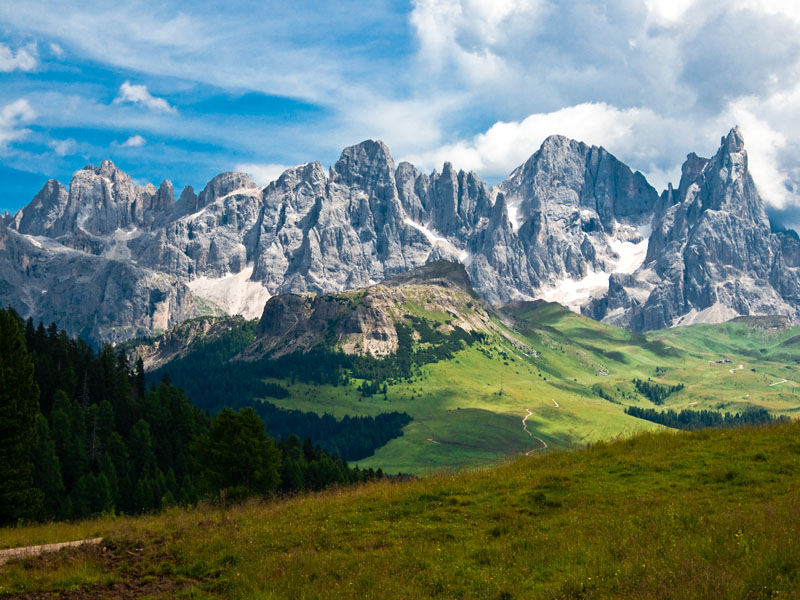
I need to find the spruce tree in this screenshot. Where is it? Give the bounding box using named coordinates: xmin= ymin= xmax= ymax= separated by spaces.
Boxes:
xmin=134 ymin=357 xmax=146 ymax=399
xmin=195 ymin=407 xmax=281 ymax=499
xmin=32 ymin=413 xmax=65 ymax=520
xmin=0 ymin=309 xmax=43 ymax=524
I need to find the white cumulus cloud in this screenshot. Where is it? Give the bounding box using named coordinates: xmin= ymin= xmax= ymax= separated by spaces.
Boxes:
xmin=410 ymin=0 xmax=545 ymax=84
xmin=645 ymin=0 xmax=696 ymax=24
xmin=114 ymin=81 xmax=176 ymax=113
xmin=49 ymin=42 xmax=65 ymax=59
xmin=0 ymin=42 xmax=38 ymax=72
xmin=121 ymin=134 xmax=147 ymax=147
xmin=0 ymin=98 xmax=36 ymax=148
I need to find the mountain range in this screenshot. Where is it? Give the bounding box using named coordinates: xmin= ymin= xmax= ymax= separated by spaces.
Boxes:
xmin=3 ymin=127 xmax=798 ymax=343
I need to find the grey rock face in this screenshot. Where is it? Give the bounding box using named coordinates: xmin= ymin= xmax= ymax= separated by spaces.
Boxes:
xmin=461 ymin=135 xmax=658 ymax=304
xmin=0 ymin=223 xmax=196 ymax=343
xmin=243 ymin=292 xmax=401 ymax=359
xmin=13 ymin=179 xmax=69 ymax=235
xmin=249 ymin=141 xmax=464 ymax=296
xmin=13 ymin=160 xmax=177 ymax=259
xmin=587 ymin=127 xmax=800 ymax=330
xmin=6 ymin=128 xmax=799 ymax=343
xmin=133 ymin=176 xmax=263 ymax=280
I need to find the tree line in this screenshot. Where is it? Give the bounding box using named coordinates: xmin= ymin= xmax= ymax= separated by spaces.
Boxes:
xmin=148 ymin=347 xmax=414 ymax=461
xmin=0 ymin=309 xmax=386 ymax=526
xmin=632 ymin=378 xmax=685 ymax=405
xmin=625 ymin=405 xmax=788 ymax=430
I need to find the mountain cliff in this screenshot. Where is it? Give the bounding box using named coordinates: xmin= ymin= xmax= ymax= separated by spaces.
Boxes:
xmin=586 ymin=128 xmax=800 ymax=330
xmin=3 ymin=128 xmax=797 ymax=341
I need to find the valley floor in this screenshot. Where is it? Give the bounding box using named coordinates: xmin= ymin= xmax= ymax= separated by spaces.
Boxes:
xmin=2 ymin=422 xmax=799 ymax=599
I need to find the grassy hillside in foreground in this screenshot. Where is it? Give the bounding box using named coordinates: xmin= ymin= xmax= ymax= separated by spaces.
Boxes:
xmin=2 ymin=422 xmax=799 ymax=599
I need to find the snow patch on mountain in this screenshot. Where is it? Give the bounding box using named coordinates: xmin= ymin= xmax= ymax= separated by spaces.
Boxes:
xmin=538 ymin=220 xmax=652 ymax=312
xmin=217 ymin=186 xmax=263 ymax=202
xmin=539 ymin=269 xmax=612 ymax=311
xmin=404 ymin=218 xmax=470 ymax=263
xmin=187 ymin=266 xmax=270 ymax=320
xmin=505 ymin=198 xmax=523 ymax=231
xmin=608 ymin=220 xmax=651 ymax=275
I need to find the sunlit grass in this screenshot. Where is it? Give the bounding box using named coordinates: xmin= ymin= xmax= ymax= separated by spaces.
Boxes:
xmin=262 ymin=302 xmax=800 ymax=473
xmin=2 ymin=422 xmax=799 ymax=598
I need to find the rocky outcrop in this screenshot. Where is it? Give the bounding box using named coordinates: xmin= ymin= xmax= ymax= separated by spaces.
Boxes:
xmin=242 ymin=261 xmax=491 ymax=360
xmin=5 ymin=128 xmax=800 ymax=342
xmin=245 ymin=291 xmax=401 ymax=359
xmin=14 ymin=161 xmax=171 ymax=240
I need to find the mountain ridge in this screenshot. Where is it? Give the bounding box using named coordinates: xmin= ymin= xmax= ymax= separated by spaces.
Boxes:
xmin=3 ymin=128 xmax=799 ymax=343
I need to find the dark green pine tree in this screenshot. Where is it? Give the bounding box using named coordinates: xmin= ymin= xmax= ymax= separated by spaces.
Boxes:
xmin=0 ymin=309 xmax=44 ymax=524
xmin=86 ymin=472 xmax=114 ymax=515
xmin=31 ymin=413 xmax=65 ymax=520
xmin=134 ymin=357 xmax=146 ymax=400
xmin=51 ymin=390 xmax=89 ymax=493
xmin=194 ymin=407 xmax=281 ymax=500
xmin=99 ymin=452 xmax=120 ymax=507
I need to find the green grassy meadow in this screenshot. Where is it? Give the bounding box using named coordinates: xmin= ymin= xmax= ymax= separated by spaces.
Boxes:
xmin=258 ymin=302 xmax=800 ymax=473
xmin=2 ymin=422 xmax=799 ymax=598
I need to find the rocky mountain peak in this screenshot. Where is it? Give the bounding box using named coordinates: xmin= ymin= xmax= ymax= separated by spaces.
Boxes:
xmin=588 ymin=126 xmax=791 ymax=331
xmin=72 ymin=160 xmax=132 ymax=187
xmin=676 ymin=152 xmax=709 ymax=199
xmin=539 ymin=133 xmax=581 ymax=154
xmin=174 ymin=185 xmax=198 ymax=214
xmin=197 ymin=172 xmax=257 ymax=208
xmin=722 ymin=126 xmax=745 ymax=153
xmin=13 ymin=179 xmax=68 ymax=235
xmin=490 ymin=192 xmax=509 ymax=225
xmin=97 ymin=159 xmax=125 ymax=179
xmin=684 ymin=127 xmax=765 ymax=225
xmin=332 ymin=139 xmax=396 ymax=190
xmin=270 ymin=161 xmax=327 ymax=190
xmin=500 ymin=132 xmax=657 ymax=233
xmin=441 ymin=161 xmax=456 ymax=177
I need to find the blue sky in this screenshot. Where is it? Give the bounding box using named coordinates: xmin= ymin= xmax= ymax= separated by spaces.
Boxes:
xmin=3 ymin=0 xmax=800 ymax=227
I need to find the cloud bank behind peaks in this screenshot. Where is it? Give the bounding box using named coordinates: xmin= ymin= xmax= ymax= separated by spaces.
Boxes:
xmin=402 ymin=103 xmax=683 ymax=191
